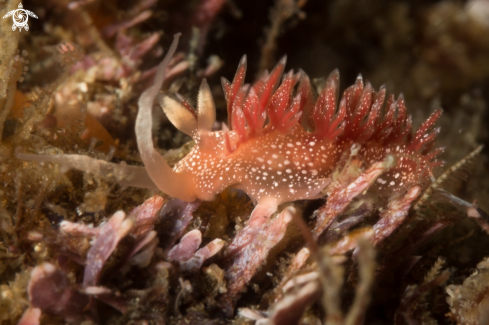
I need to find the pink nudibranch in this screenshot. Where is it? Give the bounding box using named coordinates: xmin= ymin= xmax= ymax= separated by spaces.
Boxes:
xmin=137 ymin=34 xmax=442 ymax=218
xmin=17 ymin=33 xmax=443 ymax=227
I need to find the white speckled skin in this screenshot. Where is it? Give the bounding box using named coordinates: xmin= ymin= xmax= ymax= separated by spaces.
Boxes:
xmin=174 ymin=125 xmax=336 ymax=204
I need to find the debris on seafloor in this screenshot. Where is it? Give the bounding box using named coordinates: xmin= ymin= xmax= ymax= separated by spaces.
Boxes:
xmin=447 ymin=257 xmax=489 ymax=325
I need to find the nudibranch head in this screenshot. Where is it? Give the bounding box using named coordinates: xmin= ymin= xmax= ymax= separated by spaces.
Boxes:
xmin=137 ymin=34 xmax=443 ymax=209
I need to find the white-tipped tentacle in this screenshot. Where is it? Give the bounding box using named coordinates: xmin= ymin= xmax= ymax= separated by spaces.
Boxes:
xmin=159 ymin=95 xmax=198 ymax=136
xmin=197 ymin=79 xmax=216 ymax=132
xmin=135 ymin=33 xmax=196 ymax=202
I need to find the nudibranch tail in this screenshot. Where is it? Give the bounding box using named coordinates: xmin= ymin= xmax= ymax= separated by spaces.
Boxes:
xmin=136 ymin=33 xmax=197 ymax=202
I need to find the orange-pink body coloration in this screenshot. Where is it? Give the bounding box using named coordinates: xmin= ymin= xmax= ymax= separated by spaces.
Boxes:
xmin=166 ymin=53 xmax=442 ymax=211
xmin=174 ymin=120 xmax=440 ymax=209
xmin=174 ymin=126 xmax=335 ymax=204
xmin=133 ymin=35 xmax=442 ymax=221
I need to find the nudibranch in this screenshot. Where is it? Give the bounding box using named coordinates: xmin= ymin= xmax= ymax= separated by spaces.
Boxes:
xmin=137 ymin=33 xmax=442 ymax=240
xmin=18 ymin=33 xmax=443 ymax=245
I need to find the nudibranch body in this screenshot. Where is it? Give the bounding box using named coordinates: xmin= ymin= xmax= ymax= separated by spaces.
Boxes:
xmin=136 ymin=34 xmax=442 ymax=229
xmin=173 ymin=125 xmax=335 ymax=204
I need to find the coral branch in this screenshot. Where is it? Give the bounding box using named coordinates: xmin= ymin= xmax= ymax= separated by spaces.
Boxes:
xmin=158 ymin=198 xmax=202 ymax=252
xmin=29 ymin=263 xmax=89 ymax=322
xmin=180 ymin=238 xmax=225 ymax=272
xmin=373 ymin=185 xmax=421 ymax=245
xmin=167 ymin=229 xmax=202 ymax=262
xmin=219 ymin=206 xmax=295 ymax=316
xmin=83 ymin=211 xmax=134 ymax=287
xmin=17 ymin=307 xmax=41 ymax=325
xmin=313 ymin=157 xmax=394 ymax=241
